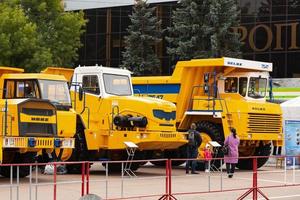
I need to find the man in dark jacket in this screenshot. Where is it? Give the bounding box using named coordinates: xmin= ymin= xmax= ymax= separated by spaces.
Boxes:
xmin=186 ymin=123 xmax=202 ymax=174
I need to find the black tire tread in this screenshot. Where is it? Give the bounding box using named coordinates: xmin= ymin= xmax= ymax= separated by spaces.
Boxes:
xmin=236 ymin=143 xmax=271 ymax=170
xmin=195 ymin=121 xmax=224 ymax=171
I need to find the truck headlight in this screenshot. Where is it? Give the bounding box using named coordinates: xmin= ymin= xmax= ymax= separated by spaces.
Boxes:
xmin=28 ymin=138 xmax=36 ymax=147
xmin=54 ymin=139 xmax=62 ymax=147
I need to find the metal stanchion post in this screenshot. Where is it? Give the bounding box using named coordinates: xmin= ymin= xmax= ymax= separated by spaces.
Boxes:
xmin=158 ymin=159 xmax=170 ymax=200
xmin=29 ymin=165 xmax=32 ymax=200
xmin=121 ymin=162 xmax=124 ymax=198
xmin=237 ymin=157 xmax=269 ymax=200
xmin=253 ymin=158 xmax=257 ymax=200
xmin=169 ymin=159 xmax=172 ymax=197
xmin=17 ymin=166 xmax=19 ymax=200
xmin=284 ymin=157 xmax=287 ymax=185
xmin=10 ymin=165 xmax=13 ymax=200
xmin=220 ymin=159 xmax=223 ymax=191
xmin=54 ymin=163 xmax=57 ymax=200
xmin=81 ymin=162 xmax=85 ymax=197
xmin=86 ymin=162 xmax=90 ymax=195
xmin=293 ymin=157 xmax=296 ymax=184
xmin=106 ymin=162 xmax=108 ymax=199
xmin=208 ymin=159 xmax=211 ymax=192
xmin=35 ymin=164 xmax=38 ymax=200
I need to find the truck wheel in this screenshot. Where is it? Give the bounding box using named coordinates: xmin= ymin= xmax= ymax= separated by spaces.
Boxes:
xmin=236 ymin=143 xmax=271 ymax=170
xmin=102 ymin=151 xmax=141 ymax=173
xmin=150 ymin=148 xmax=186 ymax=167
xmin=195 ymin=121 xmax=224 ymax=171
xmin=66 ymin=125 xmax=89 ymax=174
xmin=102 ymin=161 xmax=141 ymax=173
xmin=0 ymin=152 xmax=35 ymax=178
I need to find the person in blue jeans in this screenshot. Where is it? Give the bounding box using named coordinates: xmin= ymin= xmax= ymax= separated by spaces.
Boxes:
xmin=186 ymin=123 xmax=202 ymax=174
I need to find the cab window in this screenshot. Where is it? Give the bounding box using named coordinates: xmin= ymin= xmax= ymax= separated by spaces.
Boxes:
xmin=3 ymin=80 xmax=40 ymax=99
xmin=248 ymin=77 xmax=267 ymax=98
xmin=239 ymin=77 xmax=248 ymax=97
xmin=82 ymin=75 xmax=100 ymax=95
xmin=224 ymin=77 xmax=238 ymax=93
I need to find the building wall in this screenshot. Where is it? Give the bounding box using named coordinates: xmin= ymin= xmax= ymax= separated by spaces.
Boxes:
xmin=76 ymin=0 xmax=300 ymax=78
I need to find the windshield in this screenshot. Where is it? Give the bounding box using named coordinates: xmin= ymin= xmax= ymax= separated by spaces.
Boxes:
xmin=103 ymin=73 xmax=132 ymax=96
xmin=38 ymin=80 xmax=71 ymax=105
xmin=248 ymin=77 xmax=267 ymax=99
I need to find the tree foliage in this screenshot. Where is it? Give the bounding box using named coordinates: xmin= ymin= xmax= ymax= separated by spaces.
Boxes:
xmin=121 ymin=0 xmax=161 ymax=75
xmin=0 ymin=0 xmax=86 ymax=72
xmin=167 ymin=0 xmax=242 ymax=62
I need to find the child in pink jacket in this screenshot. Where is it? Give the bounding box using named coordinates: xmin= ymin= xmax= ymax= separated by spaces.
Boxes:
xmin=204 ymin=144 xmax=212 ymax=172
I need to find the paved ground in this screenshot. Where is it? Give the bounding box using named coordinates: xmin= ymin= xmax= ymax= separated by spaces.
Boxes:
xmin=0 ymin=162 xmax=299 ymax=200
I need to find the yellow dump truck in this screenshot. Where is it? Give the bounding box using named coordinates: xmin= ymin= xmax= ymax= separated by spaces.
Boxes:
xmin=0 ymin=67 xmax=75 ymax=177
xmin=42 ymin=66 xmax=187 ymax=172
xmin=132 ymin=57 xmax=283 ymax=169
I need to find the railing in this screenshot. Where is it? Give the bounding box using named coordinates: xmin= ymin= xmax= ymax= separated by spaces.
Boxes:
xmin=0 ymin=156 xmax=299 ymax=200
xmin=188 ymin=84 xmax=228 ymax=116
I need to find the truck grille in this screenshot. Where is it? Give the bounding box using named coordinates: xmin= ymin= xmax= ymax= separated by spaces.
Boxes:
xmin=20 ymin=123 xmax=57 ymax=136
xmin=247 ymin=113 xmax=281 ymax=134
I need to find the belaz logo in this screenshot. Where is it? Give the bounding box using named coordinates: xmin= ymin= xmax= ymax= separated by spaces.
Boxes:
xmin=252 ymin=107 xmax=266 ymax=111
xmin=227 ymin=61 xmax=242 ymax=66
xmin=31 ymin=117 xmax=49 ymax=122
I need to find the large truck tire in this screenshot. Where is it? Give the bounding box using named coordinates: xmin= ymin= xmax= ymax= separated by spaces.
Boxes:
xmin=195 ymin=121 xmax=224 ymax=171
xmin=102 ymin=162 xmax=140 ymax=173
xmin=66 ymin=125 xmax=89 ymax=174
xmin=0 ymin=152 xmax=35 ymax=178
xmin=236 ymin=143 xmax=271 ymax=170
xmin=150 ymin=147 xmax=186 ymax=167
xmin=102 ymin=151 xmax=143 ymax=173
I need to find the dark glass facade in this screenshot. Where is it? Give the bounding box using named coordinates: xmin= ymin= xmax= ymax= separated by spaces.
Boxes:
xmin=77 ymin=0 xmax=300 ymax=78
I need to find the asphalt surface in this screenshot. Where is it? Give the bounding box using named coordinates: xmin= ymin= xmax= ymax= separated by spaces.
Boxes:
xmin=0 ymin=161 xmax=299 ymax=200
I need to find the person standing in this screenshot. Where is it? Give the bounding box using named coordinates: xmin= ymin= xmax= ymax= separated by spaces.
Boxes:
xmin=204 ymin=144 xmax=212 ymax=172
xmin=224 ymin=127 xmax=240 ymax=178
xmin=186 ymin=123 xmax=202 ymax=174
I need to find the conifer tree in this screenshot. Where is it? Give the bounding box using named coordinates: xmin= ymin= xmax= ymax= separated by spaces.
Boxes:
xmin=167 ymin=0 xmax=242 ymax=62
xmin=121 ymin=0 xmax=161 ymax=75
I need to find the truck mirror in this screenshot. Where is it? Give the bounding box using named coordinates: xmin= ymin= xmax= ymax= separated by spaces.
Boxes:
xmin=79 ymin=86 xmax=84 ymax=101
xmin=204 ymin=84 xmax=209 ymax=94
xmin=204 ymin=73 xmax=209 ymax=83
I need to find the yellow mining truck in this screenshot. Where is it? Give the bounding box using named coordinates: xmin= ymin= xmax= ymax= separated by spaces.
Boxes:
xmin=0 ymin=67 xmax=75 ymax=177
xmin=42 ymin=66 xmax=187 ymax=172
xmin=132 ymin=57 xmax=283 ymax=169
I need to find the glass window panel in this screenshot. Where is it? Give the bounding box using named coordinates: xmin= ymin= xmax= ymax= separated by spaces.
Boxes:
xmin=225 ymin=77 xmax=238 ymax=93
xmin=239 ymin=77 xmax=248 ymax=97
xmin=39 ymin=80 xmax=71 ymax=105
xmin=103 ymin=73 xmax=131 ymax=96
xmin=82 ymin=75 xmax=100 ymax=95
xmin=248 ymin=77 xmax=267 ymax=98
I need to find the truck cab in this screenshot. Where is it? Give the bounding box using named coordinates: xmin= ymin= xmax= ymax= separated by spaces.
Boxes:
xmin=218 ymin=71 xmax=270 ymax=101
xmin=0 ymin=68 xmax=76 ymax=177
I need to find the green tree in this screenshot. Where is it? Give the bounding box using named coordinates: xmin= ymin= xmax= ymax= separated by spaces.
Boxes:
xmin=0 ymin=3 xmax=50 ymax=71
xmin=121 ymin=0 xmax=161 ymax=75
xmin=167 ymin=0 xmax=242 ymax=62
xmin=0 ymin=0 xmax=86 ymax=72
xmin=20 ymin=0 xmax=86 ymax=70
